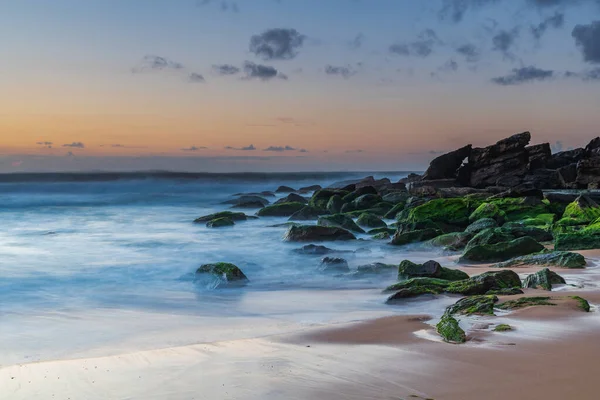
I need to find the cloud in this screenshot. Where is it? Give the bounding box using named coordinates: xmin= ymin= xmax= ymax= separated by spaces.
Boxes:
xmin=564 ymin=68 xmax=600 ymax=81
xmin=181 ymin=146 xmax=207 ymax=152
xmin=197 ymin=0 xmax=239 ymax=13
xmin=225 ymin=144 xmax=256 ymax=151
xmin=350 ymin=33 xmax=365 ymax=49
xmin=324 ymin=65 xmax=356 ymax=78
xmin=249 ymin=28 xmax=306 ymax=60
xmin=345 ymin=149 xmax=365 ymax=153
xmin=264 ymin=145 xmax=297 ymax=152
xmin=389 ymin=29 xmax=441 ymax=57
xmin=456 ymin=44 xmax=481 ymax=62
xmin=572 ymin=21 xmax=600 ymax=64
xmin=63 ymin=142 xmax=85 ymax=149
xmin=492 ymin=28 xmax=520 ymax=58
xmin=66 ymin=151 xmax=75 ymax=157
xmin=132 ymin=55 xmax=184 ymax=73
xmin=531 ymin=12 xmax=565 ymax=40
xmin=299 ymin=149 xmax=308 ymax=153
xmin=243 ymin=61 xmax=287 ymax=80
xmin=212 ymin=64 xmax=240 ymax=75
xmin=491 ymin=66 xmax=554 ymax=85
xmin=439 ymin=0 xmax=499 ymax=23
xmin=188 ymin=72 xmax=206 ymax=83
xmin=36 ymin=141 xmax=53 ymax=148
xmin=439 ymin=59 xmax=459 ymax=73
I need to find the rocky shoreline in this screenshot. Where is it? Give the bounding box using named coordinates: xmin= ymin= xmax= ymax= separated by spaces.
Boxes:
xmin=193 ymin=131 xmax=600 ymax=344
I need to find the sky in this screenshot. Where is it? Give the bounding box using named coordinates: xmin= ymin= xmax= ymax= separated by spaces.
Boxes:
xmin=1 ymin=0 xmax=600 ymax=172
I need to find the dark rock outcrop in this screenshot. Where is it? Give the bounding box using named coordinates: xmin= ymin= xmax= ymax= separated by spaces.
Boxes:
xmin=422 ymin=145 xmax=472 ymax=181
xmin=288 ymin=205 xmax=324 ymax=221
xmin=276 ymin=185 xmax=296 ymax=193
xmin=523 ymin=268 xmax=566 ymax=291
xmin=576 ymin=157 xmax=600 ymax=188
xmin=526 ymin=143 xmax=551 ymax=170
xmin=275 ymin=193 xmax=307 ymax=205
xmin=283 ymin=225 xmax=356 ymax=242
xmin=546 ymin=148 xmax=585 ymax=170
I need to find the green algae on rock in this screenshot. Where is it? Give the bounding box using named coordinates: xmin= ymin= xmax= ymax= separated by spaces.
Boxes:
xmin=555 ymin=231 xmax=600 ymax=251
xmin=283 ymin=225 xmax=356 ymax=242
xmin=446 ymin=270 xmax=522 ymax=296
xmin=496 ymin=296 xmax=556 ymax=310
xmin=309 ymin=189 xmax=349 ymax=211
xmin=571 ymin=296 xmax=591 ymax=312
xmin=523 ymin=268 xmax=566 ymax=291
xmin=399 ymin=198 xmax=473 ymax=229
xmin=465 ymin=218 xmax=498 ymax=234
xmin=493 ymin=324 xmax=513 ymax=332
xmin=397 ymin=259 xmax=469 ymax=281
xmin=469 ymin=203 xmax=506 ymax=224
xmin=460 ymin=236 xmax=545 ymax=263
xmin=318 ymin=214 xmax=365 ymax=233
xmin=391 ymin=228 xmax=442 ymax=245
xmin=436 ymin=314 xmax=466 ymax=343
xmin=445 ymin=295 xmax=499 ymax=316
xmin=429 ymin=231 xmax=473 ymax=251
xmin=288 ymin=205 xmax=324 ymax=221
xmin=256 ymin=202 xmax=306 ymax=217
xmin=383 ymin=277 xmax=451 ymax=294
xmin=194 ymin=211 xmax=248 ymax=223
xmin=491 ymin=251 xmax=586 ymax=269
xmin=206 ymin=217 xmax=235 ymax=228
xmin=326 ymin=194 xmax=344 ymax=214
xmin=356 ymin=212 xmax=387 ymax=228
xmin=195 ymin=262 xmax=249 ymax=287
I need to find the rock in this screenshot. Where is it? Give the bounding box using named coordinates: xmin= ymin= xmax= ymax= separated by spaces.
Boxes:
xmin=445 ymin=295 xmax=498 ymax=316
xmin=355 ymin=176 xmax=391 ymax=190
xmin=385 ymin=286 xmax=440 ymax=302
xmin=521 ymin=169 xmax=562 ymax=189
xmin=487 ymin=288 xmax=524 ymax=295
xmin=465 ymin=218 xmax=499 ymax=234
xmin=576 ymin=157 xmax=600 ymax=188
xmin=496 ymin=297 xmax=555 ymax=310
xmin=523 ymin=268 xmax=566 ymax=291
xmin=318 ymin=214 xmax=365 ymax=233
xmin=555 ymin=231 xmax=600 ymax=251
xmin=355 ymin=262 xmax=396 ymax=275
xmin=194 ymin=211 xmax=247 ymax=223
xmin=372 ymin=232 xmax=391 ymax=240
xmin=398 ymin=173 xmax=423 ymax=184
xmin=383 ymin=277 xmax=451 ymax=294
xmin=293 ymin=244 xmax=349 ymax=255
xmin=585 ymin=136 xmax=600 ymax=156
xmin=526 ymin=143 xmax=552 ymax=170
xmin=257 ymin=202 xmax=306 ymax=217
xmin=299 ymin=184 xmax=322 ymax=192
xmin=468 ymin=132 xmax=531 ymax=188
xmin=469 ymin=203 xmax=506 ymax=224
xmin=223 ymin=195 xmax=270 ymax=208
xmin=398 ymin=198 xmax=472 ymax=230
xmin=195 ymin=263 xmax=248 ymax=287
xmin=572 ymin=296 xmax=591 ymax=312
xmin=288 ymin=205 xmax=324 ymax=221
xmin=342 ymin=186 xmax=378 ymax=203
xmin=382 ymin=192 xmax=409 ymax=204
xmin=558 ymin=164 xmax=578 ymax=187
xmin=409 ymin=179 xmax=460 ymax=192
xmin=276 ymin=185 xmax=296 ymax=193
xmin=275 ymin=193 xmax=307 ymax=205
xmin=326 ymin=195 xmax=344 ymax=214
xmin=319 ymin=257 xmax=350 ymax=273
xmin=384 ymin=202 xmax=406 ymax=219
xmin=391 ymin=228 xmax=442 ymax=245
xmin=560 ymin=195 xmax=600 ymax=225
xmin=436 ymin=314 xmax=466 ymax=343
xmin=422 ymin=144 xmax=472 ymax=181
xmin=283 ymin=225 xmax=356 ymax=242
xmin=206 ymin=217 xmax=235 ymax=228
xmin=489 ymin=185 xmax=544 ymax=200
xmin=309 ymin=189 xmax=350 ymax=210
xmin=546 ymin=148 xmax=585 ymax=169
xmin=445 ymin=270 xmax=522 ymax=295
xmin=459 ymin=236 xmax=545 ymax=263
xmin=342 ymin=194 xmax=382 ymax=212
xmin=429 ymin=232 xmax=473 ymax=251
xmin=491 ymin=251 xmax=586 ymax=269
xmin=367 ymin=227 xmax=396 ymax=235
xmin=234 ymin=191 xmax=275 ymax=198
xmin=493 ymin=324 xmax=513 ymax=332
xmin=398 ymin=260 xmax=469 ymax=281
xmin=488 ymin=197 xmax=549 ymax=222
xmin=356 ymin=213 xmax=386 ymax=228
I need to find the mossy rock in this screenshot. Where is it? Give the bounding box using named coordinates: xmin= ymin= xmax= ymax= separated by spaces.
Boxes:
xmin=288 ymin=205 xmax=325 ymax=221
xmin=383 ymin=277 xmax=450 ymax=294
xmin=446 ymin=270 xmax=522 ymax=295
xmin=561 ymin=195 xmax=600 ymax=223
xmin=194 ymin=211 xmax=247 ymax=223
xmin=400 ymin=198 xmax=473 ymax=229
xmin=398 ymin=260 xmax=468 ymax=281
xmin=489 ymin=197 xmax=549 ymax=222
xmin=257 ymin=202 xmax=306 ymax=217
xmin=465 ymin=218 xmax=498 ymax=234
xmin=523 ymin=268 xmax=566 ymax=291
xmin=283 ymin=225 xmax=356 ymax=242
xmin=469 ymin=203 xmax=506 ymax=224
xmin=355 ymin=262 xmax=397 ymax=276
xmin=372 ymin=232 xmax=391 ymax=240
xmin=326 ymin=194 xmax=344 ymax=214
xmin=318 ymin=214 xmax=365 ymax=233
xmin=275 ymin=193 xmax=307 ymax=205
xmin=309 ymin=189 xmax=349 ymax=211
xmin=493 ymin=324 xmax=513 ymax=332
xmin=461 ymin=236 xmax=545 ymax=263
xmin=342 ymin=186 xmax=378 ymax=203
xmin=486 ymin=288 xmax=524 ymax=295
xmin=385 ymin=286 xmax=442 ymax=302
xmin=384 ymin=202 xmax=406 ymax=219
xmin=367 ymin=227 xmax=396 ymax=235
xmin=342 ymin=194 xmax=383 ymax=213
xmin=436 ymin=314 xmax=466 ymax=343
xmin=555 ymin=231 xmax=600 ymax=251
xmin=438 ymin=267 xmax=470 ymax=281
xmin=512 ymin=213 xmax=555 ymax=227
xmin=429 ymin=232 xmax=473 ymax=251
xmin=445 ymin=295 xmax=498 ymax=316
xmin=491 ymin=251 xmax=586 ymax=269
xmin=502 ymin=226 xmax=553 ymax=243
xmin=356 ymin=213 xmax=387 ymax=228
xmin=195 ymin=262 xmax=249 ymax=287
xmin=206 ymin=217 xmax=235 ymax=228
xmin=496 ymin=296 xmax=556 ymax=310
xmin=571 ymin=296 xmax=591 ymax=312
xmin=464 ymin=228 xmax=515 ymax=253
xmin=391 ymin=228 xmax=442 ymax=246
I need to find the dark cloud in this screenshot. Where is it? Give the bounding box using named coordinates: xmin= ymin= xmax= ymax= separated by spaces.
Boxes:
xmin=225 ymin=144 xmax=256 ymax=151
xmin=350 ymin=33 xmax=365 ymax=49
xmin=299 ymin=149 xmax=309 ymax=153
xmin=132 ymin=55 xmax=184 ymax=73
xmin=439 ymin=59 xmax=459 ymax=73
xmin=249 ymin=28 xmax=306 ymax=61
xmin=531 ymin=12 xmax=565 ymax=40
xmin=181 ymin=146 xmax=207 ymax=151
xmin=389 ymin=29 xmax=441 ymax=58
xmin=243 ymin=61 xmax=287 ymax=80
xmin=212 ymin=64 xmax=240 ymax=75
xmin=197 ymin=0 xmax=239 ymax=13
xmin=439 ymin=0 xmax=499 ymax=23
xmin=188 ymin=73 xmax=206 ymax=83
xmin=66 ymin=151 xmax=75 ymax=157
xmin=564 ymin=68 xmax=600 ymax=81
xmin=63 ymin=142 xmax=85 ymax=149
xmin=36 ymin=141 xmax=53 ymax=148
xmin=324 ymin=65 xmax=356 ymax=79
xmin=456 ymin=44 xmax=481 ymax=62
xmin=491 ymin=66 xmax=554 ymax=85
xmin=492 ymin=28 xmax=520 ymax=59
xmin=572 ymin=21 xmax=600 ymax=64
xmin=264 ymin=145 xmax=296 ymax=152
xmin=345 ymin=149 xmax=365 ymax=153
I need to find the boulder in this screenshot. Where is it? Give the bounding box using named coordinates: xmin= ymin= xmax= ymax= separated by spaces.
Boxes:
xmin=356 ymin=213 xmax=387 ymax=228
xmin=319 ymin=257 xmax=350 ymax=273
xmin=429 ymin=232 xmax=473 ymax=251
xmin=398 ymin=198 xmax=472 ymax=230
xmin=491 ymin=251 xmax=586 ymax=269
xmin=465 ymin=218 xmax=498 ymax=234
xmin=383 ymin=277 xmax=451 ymax=294
xmin=318 ymin=214 xmax=365 ymax=233
xmin=459 ymin=236 xmax=545 ymax=263
xmin=558 ymin=164 xmax=578 ymax=187
xmin=496 ymin=296 xmax=556 ymax=310
xmin=382 ymin=192 xmax=409 ymax=204
xmin=523 ymin=268 xmax=566 ymax=291
xmin=355 ymin=262 xmax=397 ymax=275
xmin=341 ymin=194 xmax=382 ymax=212
xmin=293 ymin=244 xmax=350 ymax=255
xmin=422 ymin=144 xmax=472 ymax=181
xmin=275 ymin=193 xmax=308 ymax=205
xmin=223 ymin=195 xmax=270 ymax=208
xmin=283 ymin=225 xmax=356 ymax=242
xmin=342 ymin=186 xmax=378 ymax=203
xmin=445 ymin=295 xmax=498 ymax=316
xmin=526 ymin=143 xmax=552 ymax=170
xmin=309 ymin=189 xmax=349 ymax=210
xmin=326 ymin=195 xmax=344 ymax=214
xmin=436 ymin=314 xmax=466 ymax=343
xmin=468 ymin=132 xmax=531 ymax=188
xmin=275 ymin=185 xmax=296 ymax=193
xmin=469 ymin=203 xmax=506 ymax=224
xmin=555 ymin=231 xmax=600 ymax=251
xmin=398 ymin=260 xmax=469 ymax=281
xmin=546 ymin=148 xmax=585 ymax=169
xmin=521 ymin=169 xmax=561 ymax=189
xmin=206 ymin=217 xmax=235 ymax=228
xmin=391 ymin=228 xmax=442 ymax=245
xmin=257 ymin=202 xmax=306 ymax=217
xmin=384 ymin=202 xmax=406 ymax=219
xmin=585 ymin=136 xmax=600 ymax=156
xmin=288 ymin=205 xmax=324 ymax=221
xmin=576 ymin=157 xmax=600 ymax=188
xmin=299 ymin=184 xmax=322 ymax=192
xmin=561 ymin=195 xmax=600 ymax=224
xmin=194 ymin=211 xmax=247 ymax=223
xmin=445 ymin=270 xmax=522 ymax=295
xmin=398 ymin=173 xmax=423 ymax=184
xmin=195 ymin=263 xmax=248 ymax=287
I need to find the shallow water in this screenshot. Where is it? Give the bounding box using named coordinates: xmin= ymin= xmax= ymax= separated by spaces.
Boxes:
xmin=0 ymin=171 xmax=461 ymax=364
